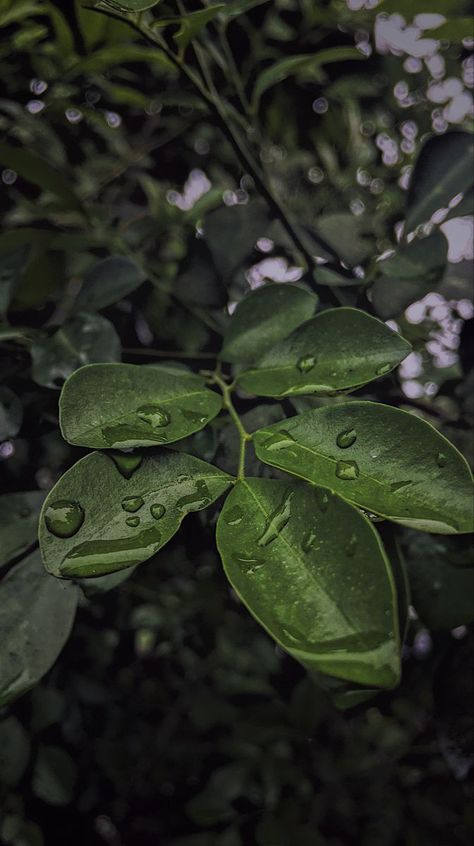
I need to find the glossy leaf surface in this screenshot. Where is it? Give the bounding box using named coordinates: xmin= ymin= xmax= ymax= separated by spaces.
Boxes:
xmin=220 ymin=283 xmax=317 ymax=364
xmin=0 ymin=551 xmax=78 ymax=706
xmin=39 ymin=450 xmax=232 ymax=578
xmin=59 ymin=363 xmax=223 ymax=449
xmin=217 ymin=478 xmax=400 ymax=688
xmin=237 ymin=308 xmax=411 ymax=397
xmin=0 ymin=491 xmax=45 ymax=568
xmin=253 ymin=402 xmax=474 ymax=533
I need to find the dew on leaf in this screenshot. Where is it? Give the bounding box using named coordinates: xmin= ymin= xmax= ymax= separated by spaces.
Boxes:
xmin=345 ymin=534 xmax=358 ymax=557
xmin=335 ymin=460 xmax=360 ymax=480
xmin=257 ymin=489 xmax=293 ymax=547
xmin=376 ymin=363 xmax=391 ymax=376
xmin=314 ymin=487 xmax=330 ymax=513
xmin=301 ymin=528 xmax=317 ymax=553
xmin=137 ymin=404 xmax=170 ymax=428
xmin=262 ymin=430 xmax=296 ymax=452
xmin=150 ymin=503 xmax=166 ymax=520
xmin=437 ymin=451 xmax=447 ymax=468
xmin=111 ymin=452 xmax=143 ymax=479
xmin=44 ymin=499 xmax=84 ymax=538
xmin=224 ymin=505 xmax=244 ymax=526
xmin=181 ymin=409 xmax=207 ymax=424
xmin=297 ymin=354 xmax=316 ymax=373
xmin=232 ymin=554 xmax=264 ymax=575
xmin=336 ymin=428 xmax=357 ymax=449
xmin=126 ymin=515 xmax=140 ymax=528
xmin=176 ymin=479 xmax=211 ymax=510
xmin=121 ymin=496 xmax=144 ymax=513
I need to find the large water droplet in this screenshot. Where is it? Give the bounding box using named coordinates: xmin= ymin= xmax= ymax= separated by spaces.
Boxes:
xmin=137 ymin=404 xmax=170 ymax=428
xmin=376 ymin=363 xmax=391 ymax=376
xmin=125 ymin=515 xmax=140 ymax=528
xmin=314 ymin=487 xmax=330 ymax=513
xmin=436 ymin=451 xmax=447 ymax=468
xmin=262 ymin=430 xmax=296 ymax=452
xmin=335 ymin=460 xmax=360 ymax=480
xmin=224 ymin=505 xmax=244 ymax=526
xmin=390 ymin=480 xmax=412 ymax=492
xmin=150 ymin=503 xmax=166 ymax=520
xmin=181 ymin=409 xmax=207 ymax=424
xmin=345 ymin=534 xmax=358 ymax=557
xmin=297 ymin=354 xmax=316 ymax=374
xmin=336 ymin=428 xmax=357 ymax=449
xmin=302 ymin=528 xmax=317 ymax=553
xmin=176 ymin=479 xmax=211 ymax=510
xmin=121 ymin=496 xmax=144 ymax=513
xmin=257 ymin=489 xmax=293 ymax=547
xmin=44 ymin=499 xmax=84 ymax=538
xmin=111 ymin=452 xmax=143 ymax=479
xmin=282 ymin=626 xmax=305 ymax=646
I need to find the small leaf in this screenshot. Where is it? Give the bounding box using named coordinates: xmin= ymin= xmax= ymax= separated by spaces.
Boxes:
xmin=0 ymin=142 xmax=82 ymax=211
xmin=220 ymin=284 xmax=317 ymax=364
xmin=0 ymin=491 xmax=45 ymax=568
xmin=39 ymin=450 xmax=232 ymax=578
xmin=32 ymin=745 xmax=76 ymax=807
xmin=0 ymin=551 xmax=78 ymax=706
xmin=205 ymin=200 xmax=270 ymax=280
xmin=216 ymin=478 xmax=400 ymax=688
xmin=253 ymin=401 xmax=474 ymax=534
xmin=0 ymin=385 xmax=23 ymax=440
xmin=31 ymin=313 xmax=121 ymax=389
xmin=237 ymin=308 xmax=411 ymax=397
xmin=76 ymin=255 xmax=146 ymax=312
xmin=59 ymin=363 xmax=223 ymax=449
xmin=174 ymin=6 xmax=225 ymax=54
xmin=405 ymin=131 xmax=474 ymax=232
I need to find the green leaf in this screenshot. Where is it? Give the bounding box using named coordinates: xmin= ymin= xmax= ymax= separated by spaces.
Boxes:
xmin=205 ymin=200 xmax=270 ymax=280
xmin=174 ymin=6 xmax=225 ymax=54
xmin=94 ymin=0 xmax=162 ymax=11
xmin=219 ymin=0 xmax=270 ymax=16
xmin=32 ymin=745 xmax=76 ymax=807
xmin=252 ymin=47 xmax=365 ymax=109
xmin=405 ymin=532 xmax=474 ymax=630
xmin=216 ymin=478 xmax=400 ymax=688
xmin=0 ymin=491 xmax=45 ymax=568
xmin=31 ymin=313 xmax=121 ymax=389
xmin=237 ymin=308 xmax=411 ymax=398
xmin=0 ymin=143 xmax=82 ymax=211
xmin=425 ymin=17 xmax=473 ymax=41
xmin=0 ymin=246 xmax=29 ymax=317
xmin=220 ymin=284 xmax=318 ymax=364
xmin=0 ymin=551 xmax=78 ymax=706
xmin=68 ymin=44 xmax=174 ymax=76
xmin=314 ymin=213 xmax=374 ymax=266
xmin=76 ymin=255 xmax=147 ymax=312
xmin=0 ymin=717 xmax=30 ymax=787
xmin=253 ymin=401 xmax=474 ymax=534
xmin=0 ymin=385 xmax=23 ymax=440
xmin=39 ymin=450 xmax=232 ymax=578
xmin=371 ymin=231 xmax=448 ymax=319
xmin=59 ymin=363 xmax=223 ymax=449
xmin=405 ymin=131 xmax=474 ymax=232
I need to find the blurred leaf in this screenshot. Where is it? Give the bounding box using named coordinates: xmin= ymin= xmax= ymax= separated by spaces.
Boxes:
xmin=174 ymin=6 xmax=225 ymax=54
xmin=0 ymin=491 xmax=45 ymax=568
xmin=76 ymin=255 xmax=147 ymax=312
xmin=0 ymin=143 xmax=82 ymax=211
xmin=204 ymin=201 xmax=270 ymax=280
xmin=425 ymin=17 xmax=472 ymax=40
xmin=0 ymin=717 xmax=30 ymax=787
xmin=32 ymin=745 xmax=76 ymax=806
xmin=68 ymin=44 xmax=174 ymax=75
xmin=0 ymin=385 xmax=23 ymax=441
xmin=0 ymin=246 xmax=29 ymax=317
xmin=314 ymin=214 xmax=374 ymax=266
xmin=174 ymin=241 xmax=226 ymax=308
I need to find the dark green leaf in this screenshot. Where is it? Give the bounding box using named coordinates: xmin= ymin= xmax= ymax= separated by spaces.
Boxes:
xmin=220 ymin=283 xmax=317 ymax=364
xmin=314 ymin=214 xmax=374 ymax=266
xmin=174 ymin=6 xmax=225 ymax=54
xmin=216 ymin=478 xmax=400 ymax=688
xmin=69 ymin=44 xmax=174 ymax=75
xmin=0 ymin=385 xmax=23 ymax=440
xmin=76 ymin=255 xmax=146 ymax=312
xmin=237 ymin=308 xmax=411 ymax=397
xmin=31 ymin=313 xmax=121 ymax=389
xmin=405 ymin=131 xmax=474 ymax=232
xmin=205 ymin=201 xmax=270 ymax=280
xmin=0 ymin=246 xmax=29 ymax=317
xmin=39 ymin=450 xmax=232 ymax=578
xmin=0 ymin=551 xmax=78 ymax=706
xmin=95 ymin=0 xmax=162 ymax=10
xmin=59 ymin=363 xmax=223 ymax=449
xmin=0 ymin=717 xmax=30 ymax=787
xmin=32 ymin=745 xmax=76 ymax=806
xmin=0 ymin=491 xmax=45 ymax=568
xmin=253 ymin=401 xmax=474 ymax=534
xmin=174 ymin=242 xmax=226 ymax=308
xmin=0 ymin=142 xmax=82 ymax=211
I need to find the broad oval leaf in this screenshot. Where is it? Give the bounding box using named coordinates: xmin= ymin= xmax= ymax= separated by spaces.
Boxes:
xmin=220 ymin=283 xmax=317 ymax=364
xmin=39 ymin=450 xmax=232 ymax=578
xmin=76 ymin=255 xmax=146 ymax=312
xmin=31 ymin=313 xmax=121 ymax=389
xmin=59 ymin=363 xmax=223 ymax=449
xmin=0 ymin=551 xmax=78 ymax=707
xmin=0 ymin=491 xmax=45 ymax=568
xmin=405 ymin=131 xmax=474 ymax=232
xmin=253 ymin=401 xmax=474 ymax=534
xmin=216 ymin=478 xmax=400 ymax=688
xmin=237 ymin=308 xmax=411 ymax=397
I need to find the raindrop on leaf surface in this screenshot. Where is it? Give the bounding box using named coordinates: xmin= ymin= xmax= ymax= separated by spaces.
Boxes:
xmin=44 ymin=499 xmax=85 ymax=538
xmin=224 ymin=505 xmax=244 ymax=526
xmin=437 ymin=452 xmax=447 ymax=468
xmin=262 ymin=430 xmax=296 ymax=452
xmin=336 ymin=428 xmax=357 ymax=449
xmin=181 ymin=409 xmax=207 ymax=424
xmin=376 ymin=363 xmax=391 ymax=376
xmin=125 ymin=515 xmax=140 ymax=528
xmin=136 ymin=405 xmax=170 ymax=428
xmin=111 ymin=452 xmax=143 ymax=479
xmin=297 ymin=354 xmax=316 ymax=374
xmin=150 ymin=503 xmax=166 ymax=520
xmin=121 ymin=496 xmax=144 ymax=513
xmin=335 ymin=460 xmax=360 ymax=480
xmin=345 ymin=534 xmax=358 ymax=557
xmin=302 ymin=528 xmax=317 ymax=553
xmin=314 ymin=487 xmax=330 ymax=513
xmin=257 ymin=489 xmax=293 ymax=547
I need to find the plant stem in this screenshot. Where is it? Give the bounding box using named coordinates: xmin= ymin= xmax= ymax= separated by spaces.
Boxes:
xmin=210 ymin=369 xmax=251 ymax=480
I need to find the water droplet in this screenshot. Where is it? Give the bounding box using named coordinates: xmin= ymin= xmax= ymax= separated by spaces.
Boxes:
xmin=282 ymin=626 xmax=304 ymax=646
xmin=44 ymin=499 xmax=84 ymax=538
xmin=181 ymin=409 xmax=207 ymax=424
xmin=297 ymin=355 xmax=316 ymax=374
xmin=176 ymin=479 xmax=211 ymax=510
xmin=376 ymin=363 xmax=391 ymax=376
xmin=121 ymin=496 xmax=144 ymax=513
xmin=126 ymin=516 xmax=140 ymax=528
xmin=314 ymin=487 xmax=330 ymax=513
xmin=335 ymin=460 xmax=360 ymax=480
xmin=302 ymin=529 xmax=317 ymax=553
xmin=257 ymin=489 xmax=293 ymax=547
xmin=111 ymin=452 xmax=143 ymax=479
xmin=262 ymin=430 xmax=296 ymax=452
xmin=336 ymin=428 xmax=357 ymax=449
xmin=224 ymin=505 xmax=244 ymax=526
xmin=390 ymin=480 xmax=412 ymax=492
xmin=177 ymin=474 xmax=190 ymax=484
xmin=232 ymin=554 xmax=264 ymax=575
xmin=150 ymin=503 xmax=166 ymax=520
xmin=437 ymin=451 xmax=447 ymax=468
xmin=137 ymin=404 xmax=170 ymax=428
xmin=345 ymin=534 xmax=358 ymax=557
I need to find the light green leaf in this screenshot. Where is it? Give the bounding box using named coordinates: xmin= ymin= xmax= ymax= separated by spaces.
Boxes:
xmin=216 ymin=478 xmax=400 ymax=688
xmin=0 ymin=385 xmax=23 ymax=441
xmin=39 ymin=450 xmax=232 ymax=578
xmin=31 ymin=313 xmax=121 ymax=389
xmin=0 ymin=143 xmax=82 ymax=211
xmin=0 ymin=551 xmax=78 ymax=706
xmin=237 ymin=307 xmax=411 ymax=398
xmin=174 ymin=6 xmax=225 ymax=54
xmin=405 ymin=131 xmax=474 ymax=232
xmin=371 ymin=231 xmax=448 ymax=319
xmin=76 ymin=255 xmax=147 ymax=312
xmin=253 ymin=401 xmax=474 ymax=534
xmin=252 ymin=47 xmax=365 ymax=109
xmin=59 ymin=363 xmax=223 ymax=449
xmin=0 ymin=491 xmax=45 ymax=568
xmin=220 ymin=284 xmax=318 ymax=364
xmin=425 ymin=17 xmax=472 ymax=41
